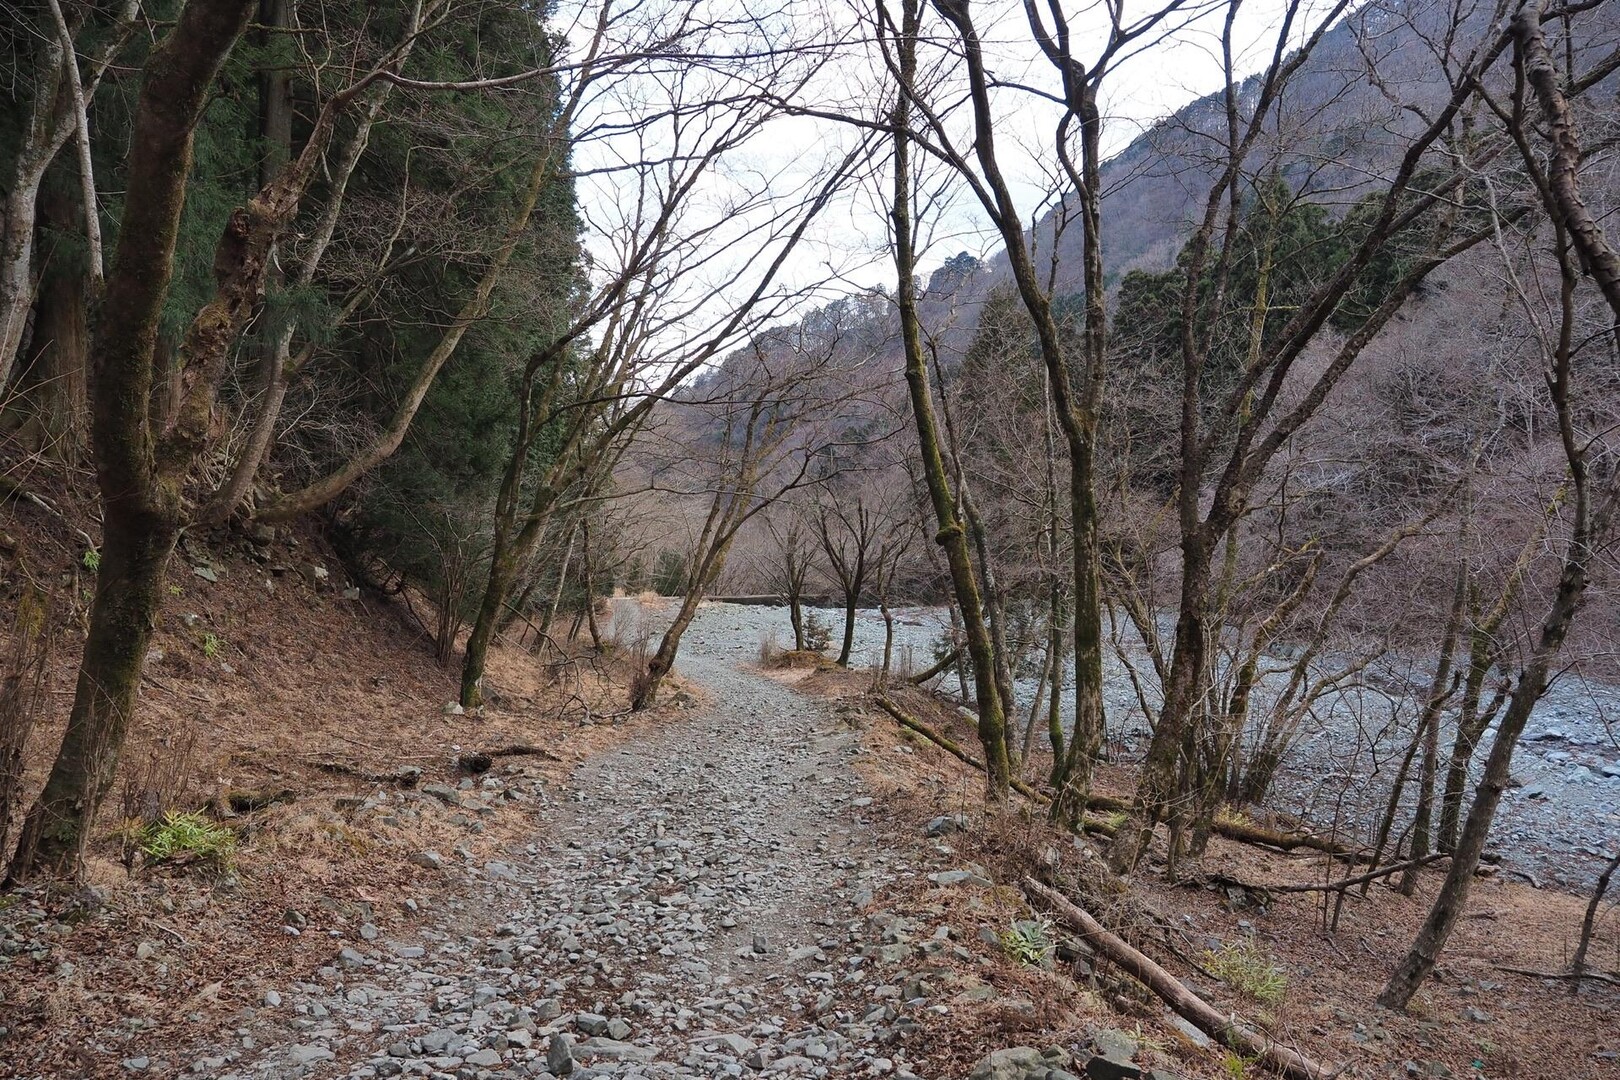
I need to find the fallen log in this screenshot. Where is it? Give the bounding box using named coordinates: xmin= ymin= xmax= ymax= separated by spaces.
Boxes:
xmin=1023 ymin=877 xmax=1334 ymax=1080
xmin=1213 ymin=817 xmax=1367 ymax=863
xmin=907 ymin=647 xmax=961 ymax=686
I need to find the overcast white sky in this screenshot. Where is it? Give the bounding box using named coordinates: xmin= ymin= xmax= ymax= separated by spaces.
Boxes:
xmin=553 ymin=0 xmax=1323 ymax=325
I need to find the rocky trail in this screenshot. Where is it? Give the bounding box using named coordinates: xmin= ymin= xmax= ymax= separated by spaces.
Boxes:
xmin=211 ymin=640 xmax=943 ymax=1080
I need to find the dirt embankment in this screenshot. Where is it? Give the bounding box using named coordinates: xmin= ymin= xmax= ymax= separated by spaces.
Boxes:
xmin=0 ymin=499 xmax=683 ymax=1079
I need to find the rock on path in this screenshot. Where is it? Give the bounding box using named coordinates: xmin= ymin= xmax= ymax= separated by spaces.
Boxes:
xmin=212 ymin=646 xmax=934 ymax=1080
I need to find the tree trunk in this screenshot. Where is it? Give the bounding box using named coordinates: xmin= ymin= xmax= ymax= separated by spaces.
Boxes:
xmin=888 ymin=0 xmax=1009 ymax=797
xmin=1109 ymin=537 xmax=1213 ymax=872
xmin=1059 ymin=436 xmax=1108 ymax=813
xmin=15 ymin=187 xmax=89 ymax=458
xmin=6 ymin=0 xmax=257 ymax=884
xmin=7 ymin=520 xmax=175 ymax=878
xmin=0 ymin=20 xmax=67 ymax=393
xmin=1571 ymin=850 xmax=1620 ymax=984
xmin=462 ymin=524 xmax=531 ymax=706
xmin=581 ymin=519 xmax=603 ymax=651
xmin=836 ymin=589 xmax=858 ymax=667
xmin=789 ymin=588 xmax=806 ymax=650
xmin=540 ymin=524 xmax=578 ymax=639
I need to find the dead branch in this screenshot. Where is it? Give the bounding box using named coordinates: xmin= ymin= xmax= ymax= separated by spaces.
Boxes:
xmin=1499 ymin=965 xmax=1619 ymax=987
xmin=908 ymin=645 xmax=961 ymax=685
xmin=1183 ymin=853 xmax=1451 ymax=899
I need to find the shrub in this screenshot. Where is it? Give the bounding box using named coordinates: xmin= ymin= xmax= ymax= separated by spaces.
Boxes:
xmin=802 ymin=610 xmax=833 ymax=652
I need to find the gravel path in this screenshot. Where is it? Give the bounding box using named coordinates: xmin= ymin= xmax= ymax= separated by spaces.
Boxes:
xmin=214 ymin=613 xmax=938 ymax=1080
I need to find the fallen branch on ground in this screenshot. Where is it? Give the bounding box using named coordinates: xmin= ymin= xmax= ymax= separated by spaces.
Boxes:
xmin=1183 ymin=853 xmax=1451 ymax=897
xmin=1499 ymin=965 xmax=1619 ymax=986
xmin=1214 ymin=817 xmax=1368 ymax=863
xmin=1023 ymin=877 xmax=1334 ymax=1080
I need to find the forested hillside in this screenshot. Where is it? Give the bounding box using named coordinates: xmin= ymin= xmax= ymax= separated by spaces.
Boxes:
xmin=2 ymin=0 xmax=1619 ymax=1076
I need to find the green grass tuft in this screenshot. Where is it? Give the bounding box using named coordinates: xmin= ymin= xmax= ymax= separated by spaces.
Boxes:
xmin=137 ymin=812 xmax=237 ymax=871
xmin=1204 ymin=939 xmax=1288 ymax=1005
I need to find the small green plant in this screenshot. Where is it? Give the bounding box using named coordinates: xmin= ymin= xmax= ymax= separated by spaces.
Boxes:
xmin=1087 ymin=809 xmax=1128 ymax=833
xmin=999 ymin=918 xmax=1054 ymax=966
xmin=1204 ymin=939 xmax=1288 ymax=1005
xmin=1221 ymin=1050 xmax=1253 ymax=1079
xmin=82 ymin=547 xmax=100 ymax=572
xmin=201 ymin=632 xmax=223 ymax=659
xmin=168 ymin=585 xmax=183 ymax=596
xmin=136 ymin=812 xmax=237 ymax=871
xmin=802 ymin=610 xmax=833 ymax=652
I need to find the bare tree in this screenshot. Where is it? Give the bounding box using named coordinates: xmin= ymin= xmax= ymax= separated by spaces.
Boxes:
xmin=1379 ymin=0 xmax=1620 ymax=1006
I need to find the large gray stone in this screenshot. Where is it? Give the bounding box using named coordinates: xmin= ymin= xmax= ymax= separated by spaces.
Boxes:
xmin=967 ymin=1048 xmax=1054 ymax=1080
xmin=574 ymin=1038 xmax=657 ymax=1063
xmin=548 ymin=1032 xmax=576 ymax=1076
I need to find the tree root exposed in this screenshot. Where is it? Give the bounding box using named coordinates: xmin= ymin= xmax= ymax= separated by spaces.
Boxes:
xmin=1023 ymin=877 xmax=1335 ymax=1080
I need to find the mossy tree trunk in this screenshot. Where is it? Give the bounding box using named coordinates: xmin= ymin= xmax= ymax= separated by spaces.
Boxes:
xmin=887 ymin=0 xmax=1010 ymax=798
xmin=7 ymin=0 xmax=258 ymax=882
